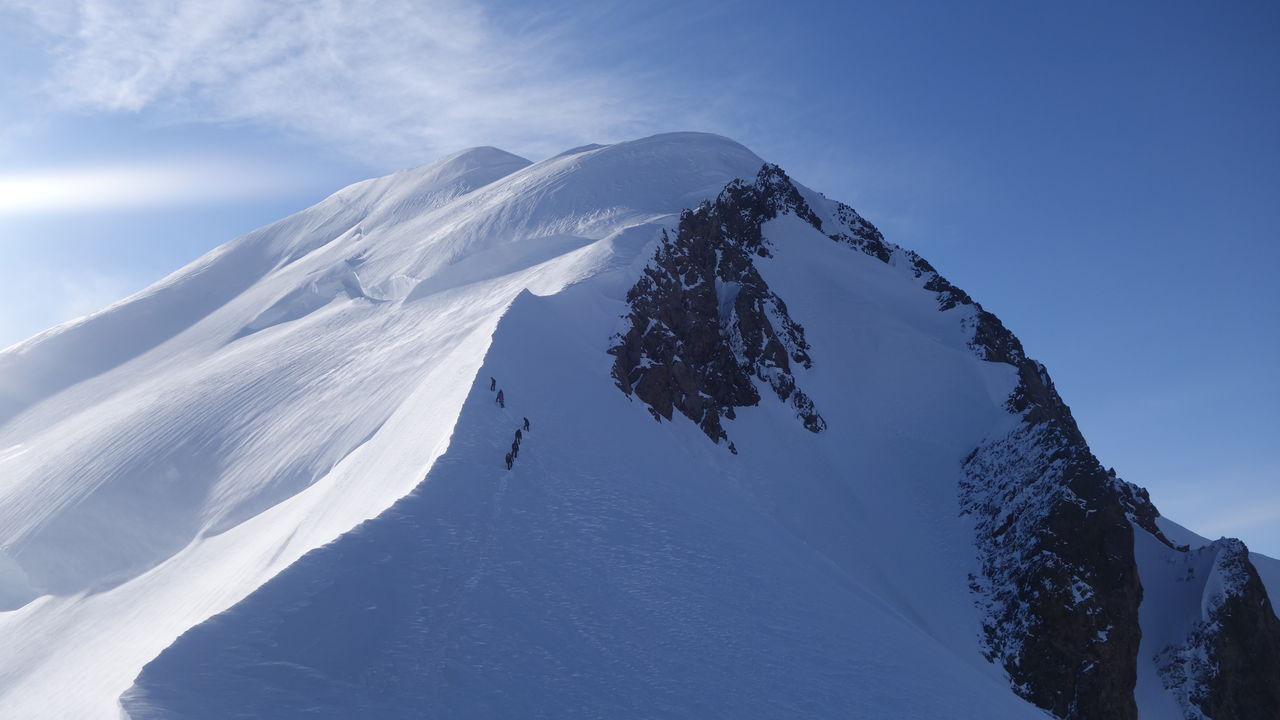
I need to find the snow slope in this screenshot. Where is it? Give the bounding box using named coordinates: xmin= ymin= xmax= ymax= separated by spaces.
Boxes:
xmin=123 ymin=175 xmax=1044 ymax=719
xmin=1135 ymin=517 xmax=1280 ymax=718
xmin=0 ymin=134 xmax=775 ymax=719
xmin=1 ymin=132 xmax=1271 ymax=718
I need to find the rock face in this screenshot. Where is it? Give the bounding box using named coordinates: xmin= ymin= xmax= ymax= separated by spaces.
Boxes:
xmin=610 ymin=161 xmax=1280 ymax=718
xmin=882 ymin=216 xmax=1280 ymax=720
xmin=805 ymin=228 xmax=1153 ymax=716
xmin=1157 ymin=539 xmax=1280 ymax=720
xmin=609 ymin=161 xmax=1150 ymax=715
xmin=949 ymin=276 xmax=1280 ymax=720
xmin=962 ymin=422 xmax=1145 ymax=719
xmin=954 ymin=295 xmax=1165 ymax=719
xmin=608 ymin=165 xmax=827 ymax=446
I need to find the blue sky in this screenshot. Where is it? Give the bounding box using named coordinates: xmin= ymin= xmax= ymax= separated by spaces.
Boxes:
xmin=1 ymin=0 xmax=1277 ymax=555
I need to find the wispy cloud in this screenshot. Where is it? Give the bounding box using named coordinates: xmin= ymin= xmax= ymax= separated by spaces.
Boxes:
xmin=0 ymin=263 xmax=146 ymax=351
xmin=7 ymin=0 xmax=675 ymax=162
xmin=1198 ymin=498 xmax=1280 ymax=540
xmin=52 ymin=268 xmax=139 ymax=320
xmin=0 ymin=158 xmax=309 ymax=216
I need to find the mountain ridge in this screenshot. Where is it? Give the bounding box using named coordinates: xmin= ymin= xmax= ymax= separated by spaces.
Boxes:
xmin=0 ymin=132 xmax=1274 ymax=719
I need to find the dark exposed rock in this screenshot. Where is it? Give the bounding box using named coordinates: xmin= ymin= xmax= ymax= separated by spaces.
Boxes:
xmin=608 ymin=164 xmax=825 ymax=445
xmin=901 ymin=253 xmax=975 ymax=311
xmin=918 ymin=211 xmax=1277 ymax=718
xmin=963 ymin=421 xmax=1144 ymax=720
xmin=610 ymin=159 xmax=1280 ymax=717
xmin=1157 ymin=539 xmax=1280 ymax=720
xmin=934 ymin=238 xmax=1277 ymax=718
xmin=827 ymin=200 xmax=893 ymax=262
xmin=952 ymin=285 xmax=1185 ymax=718
xmin=850 ymin=193 xmax=1189 ymax=719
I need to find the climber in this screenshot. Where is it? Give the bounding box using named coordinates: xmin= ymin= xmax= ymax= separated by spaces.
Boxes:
xmin=523 ymin=417 xmax=530 ymax=432
xmin=511 ymin=439 xmax=519 ymax=459
xmin=490 ymin=377 xmax=496 ymax=392
xmin=505 ymin=452 xmax=513 ymax=470
xmin=496 ymin=389 xmax=504 ymax=408
xmin=515 ymin=428 xmax=522 ymax=445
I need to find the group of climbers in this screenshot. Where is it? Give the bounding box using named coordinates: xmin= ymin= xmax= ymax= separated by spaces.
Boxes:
xmin=492 ymin=376 xmax=531 ymax=471
xmin=505 ymin=428 xmax=522 ymax=470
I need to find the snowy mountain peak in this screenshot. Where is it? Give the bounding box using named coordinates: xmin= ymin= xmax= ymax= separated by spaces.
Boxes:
xmin=324 ymin=143 xmax=531 ymax=214
xmin=0 ymin=133 xmax=1276 ymax=720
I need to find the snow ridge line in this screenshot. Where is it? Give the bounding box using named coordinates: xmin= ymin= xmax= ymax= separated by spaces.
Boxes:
xmin=812 ymin=173 xmax=1157 ymax=717
xmin=1155 ymin=538 xmax=1280 ymax=718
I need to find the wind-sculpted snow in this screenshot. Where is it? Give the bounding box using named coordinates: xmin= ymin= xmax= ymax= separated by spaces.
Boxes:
xmin=0 ymin=133 xmax=771 ymax=719
xmin=123 ymin=285 xmax=1047 ymax=720
xmin=0 ymin=146 xmax=537 ymax=601
xmin=124 ymin=175 xmax=1043 ymax=719
xmin=2 ymin=133 xmax=1276 ymax=719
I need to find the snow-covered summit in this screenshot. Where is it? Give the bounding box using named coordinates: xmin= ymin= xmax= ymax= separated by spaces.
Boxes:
xmin=0 ymin=132 xmax=769 ymax=719
xmin=0 ymin=133 xmax=1275 ymax=720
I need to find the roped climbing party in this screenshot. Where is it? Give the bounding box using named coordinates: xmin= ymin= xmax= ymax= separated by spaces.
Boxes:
xmin=491 ymin=377 xmax=530 ymax=471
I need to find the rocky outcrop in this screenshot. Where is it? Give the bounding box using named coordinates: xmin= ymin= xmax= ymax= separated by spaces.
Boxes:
xmin=827 ymin=199 xmax=893 ymax=262
xmin=936 ymin=238 xmax=1279 ymax=719
xmin=610 ymin=160 xmax=1280 ymax=717
xmin=962 ymin=421 xmax=1144 ymax=719
xmin=942 ymin=271 xmax=1162 ymax=718
xmin=786 ymin=170 xmax=1216 ymax=718
xmin=836 ymin=219 xmax=1191 ymax=718
xmin=738 ymin=168 xmax=1170 ymax=717
xmin=608 ymin=165 xmax=825 ymax=447
xmin=1157 ymin=539 xmax=1280 ymax=720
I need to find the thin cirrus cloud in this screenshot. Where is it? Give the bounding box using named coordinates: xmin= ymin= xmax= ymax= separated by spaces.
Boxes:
xmin=0 ymin=159 xmax=309 ymax=216
xmin=8 ymin=0 xmax=674 ymax=163
xmin=1198 ymin=497 xmax=1280 ymax=540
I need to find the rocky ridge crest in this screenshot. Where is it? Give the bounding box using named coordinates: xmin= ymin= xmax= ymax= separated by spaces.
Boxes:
xmin=609 ymin=162 xmax=1280 ymax=719
xmin=608 ymin=165 xmax=828 ymax=447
